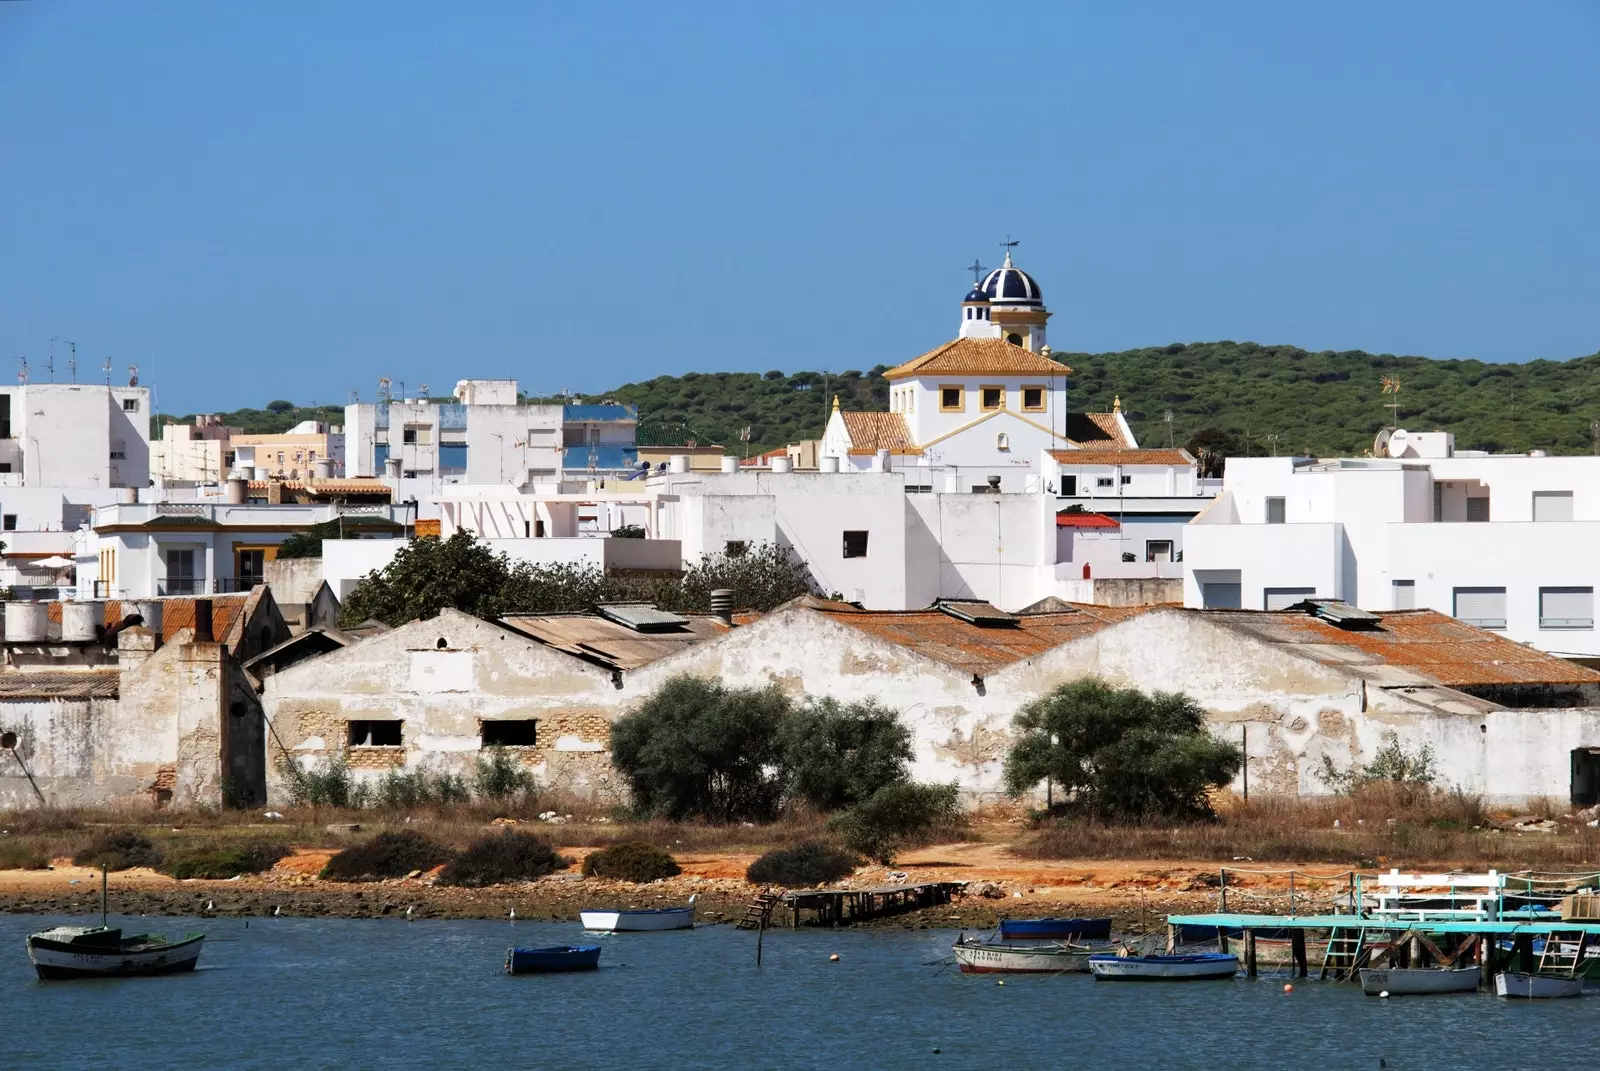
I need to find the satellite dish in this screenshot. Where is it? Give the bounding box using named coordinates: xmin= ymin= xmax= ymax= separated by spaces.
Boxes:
xmin=1388 ymin=429 xmax=1410 ymax=457
xmin=1373 ymin=427 xmax=1395 ymax=458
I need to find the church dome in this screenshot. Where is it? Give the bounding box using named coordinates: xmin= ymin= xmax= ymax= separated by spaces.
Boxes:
xmin=980 ymin=253 xmax=1043 ymax=307
xmin=962 ymin=286 xmax=989 ymax=303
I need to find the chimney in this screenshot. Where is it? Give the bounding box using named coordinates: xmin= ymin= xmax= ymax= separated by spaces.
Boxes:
xmin=265 ymin=477 xmax=285 ymax=505
xmin=225 ymin=477 xmax=248 ymax=504
xmin=710 ymin=589 xmax=735 ymax=627
xmin=193 ymin=599 xmax=214 ymax=643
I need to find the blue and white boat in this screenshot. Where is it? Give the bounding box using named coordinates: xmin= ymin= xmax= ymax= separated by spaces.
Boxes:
xmin=505 ymin=945 xmax=602 ymax=974
xmin=581 ymin=896 xmax=696 ymax=933
xmin=998 ymin=917 xmax=1112 ymax=941
xmin=1088 ymin=952 xmax=1239 ymax=981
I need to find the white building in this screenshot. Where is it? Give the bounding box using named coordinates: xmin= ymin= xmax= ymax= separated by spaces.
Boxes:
xmin=0 ymin=382 xmax=150 ymax=489
xmin=1184 ymin=429 xmax=1600 ymax=656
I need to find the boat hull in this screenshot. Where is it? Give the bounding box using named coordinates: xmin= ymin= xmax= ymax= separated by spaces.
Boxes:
xmin=953 ymin=941 xmax=1095 ymax=974
xmin=998 ymin=918 xmax=1112 ymax=941
xmin=1360 ymin=967 xmax=1479 ymax=996
xmin=27 ymin=933 xmax=204 ymax=980
xmin=580 ymin=907 xmax=694 ymax=932
xmin=1495 ymin=972 xmax=1583 ymax=999
xmin=1089 ymin=953 xmax=1239 ymax=981
xmin=506 ymin=945 xmax=602 ymax=974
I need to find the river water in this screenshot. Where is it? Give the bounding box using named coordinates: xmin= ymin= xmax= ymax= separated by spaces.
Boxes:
xmin=1 ymin=913 xmax=1586 ymax=1070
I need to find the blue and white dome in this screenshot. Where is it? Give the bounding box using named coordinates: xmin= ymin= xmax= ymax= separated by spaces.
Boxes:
xmin=962 ymin=286 xmax=989 ymax=303
xmin=980 ymin=252 xmax=1043 ymax=307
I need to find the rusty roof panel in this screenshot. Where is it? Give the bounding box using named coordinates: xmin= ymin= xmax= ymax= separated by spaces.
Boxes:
xmin=0 ymin=669 xmax=120 ymax=700
xmin=500 ymin=613 xmax=729 ymax=670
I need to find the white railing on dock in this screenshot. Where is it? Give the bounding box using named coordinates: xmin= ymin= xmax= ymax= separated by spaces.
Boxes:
xmin=1369 ymin=869 xmax=1505 ymax=922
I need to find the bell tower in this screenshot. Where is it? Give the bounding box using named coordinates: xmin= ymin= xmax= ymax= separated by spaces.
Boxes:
xmin=979 ymin=241 xmax=1050 ymax=352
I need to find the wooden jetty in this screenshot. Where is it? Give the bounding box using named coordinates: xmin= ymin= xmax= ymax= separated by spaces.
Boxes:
xmin=780 ymin=881 xmax=967 ymax=927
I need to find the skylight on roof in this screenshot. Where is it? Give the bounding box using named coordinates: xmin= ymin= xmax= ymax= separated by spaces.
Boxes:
xmin=936 ymin=600 xmax=1019 ymax=627
xmin=597 ymin=604 xmax=690 ymax=633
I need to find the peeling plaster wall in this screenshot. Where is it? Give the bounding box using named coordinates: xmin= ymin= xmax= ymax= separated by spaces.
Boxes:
xmin=261 ymin=609 xmax=621 ymax=803
xmin=0 ymin=698 xmax=123 ymax=808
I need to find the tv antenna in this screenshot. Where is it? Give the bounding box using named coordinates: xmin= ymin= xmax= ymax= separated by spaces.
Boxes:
xmin=57 ymin=340 xmax=77 ymax=382
xmin=378 ymin=377 xmax=392 ymax=403
xmin=128 ymin=364 xmax=139 ymax=387
xmin=1381 ymin=376 xmax=1401 ymax=424
xmin=102 ymin=357 xmax=112 ymax=386
xmin=14 ymin=357 xmax=28 ymax=384
xmin=1164 ymin=409 xmax=1174 ymax=448
xmin=416 ymin=382 xmax=429 ymax=399
xmin=47 ymin=338 xmax=56 ymax=382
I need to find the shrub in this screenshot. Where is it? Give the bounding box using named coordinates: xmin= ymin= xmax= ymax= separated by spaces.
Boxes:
xmin=1318 ymin=731 xmax=1437 ymax=794
xmin=277 ymin=755 xmax=357 ymax=808
xmin=581 ymin=842 xmax=680 ymax=883
xmin=828 ymin=781 xmax=961 ymax=864
xmin=746 ymin=841 xmax=860 ymax=887
xmin=320 ymin=831 xmax=451 ymax=881
xmin=0 ymin=840 xmax=50 ymax=870
xmin=437 ymin=831 xmax=567 ymax=887
xmin=376 ymin=768 xmax=470 ymax=810
xmin=778 ymin=697 xmax=912 ymax=812
xmin=473 ymin=748 xmax=535 ymax=803
xmin=72 ymin=831 xmax=162 ymax=871
xmin=160 ymin=841 xmax=291 ymax=880
xmin=1003 ymin=678 xmax=1242 ymax=822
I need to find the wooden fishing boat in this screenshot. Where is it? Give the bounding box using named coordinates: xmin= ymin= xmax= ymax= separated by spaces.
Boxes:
xmin=952 ymin=937 xmax=1101 ymax=974
xmin=1360 ymin=966 xmax=1480 ymax=996
xmin=1495 ymin=971 xmax=1583 ymax=999
xmin=27 ymin=926 xmax=204 ymax=980
xmin=505 ymin=945 xmax=602 ymax=974
xmin=580 ymin=897 xmax=695 ymax=933
xmin=997 ymin=917 xmax=1112 ymax=941
xmin=1088 ymin=952 xmax=1239 ymax=981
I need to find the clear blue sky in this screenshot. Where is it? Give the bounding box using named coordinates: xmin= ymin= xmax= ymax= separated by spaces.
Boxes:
xmin=2 ymin=2 xmax=1596 ymax=414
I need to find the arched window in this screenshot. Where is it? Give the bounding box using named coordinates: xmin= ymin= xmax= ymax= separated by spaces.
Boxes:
xmin=1007 ymin=332 xmax=1023 ymax=346
xmin=997 ymin=432 xmax=1010 ymax=451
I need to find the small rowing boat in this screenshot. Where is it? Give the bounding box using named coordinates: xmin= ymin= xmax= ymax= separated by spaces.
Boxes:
xmin=1360 ymin=966 xmax=1479 ymax=996
xmin=1495 ymin=972 xmax=1583 ymax=999
xmin=505 ymin=945 xmax=602 ymax=974
xmin=952 ymin=937 xmax=1102 ymax=974
xmin=997 ymin=917 xmax=1112 ymax=941
xmin=1088 ymin=952 xmax=1239 ymax=981
xmin=580 ymin=896 xmax=696 ymax=933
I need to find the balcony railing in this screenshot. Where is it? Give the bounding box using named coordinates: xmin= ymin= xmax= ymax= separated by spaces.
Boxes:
xmin=158 ymin=578 xmax=203 ymax=596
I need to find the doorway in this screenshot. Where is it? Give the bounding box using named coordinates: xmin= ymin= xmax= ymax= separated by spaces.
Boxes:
xmin=1572 ymin=748 xmax=1600 ymax=807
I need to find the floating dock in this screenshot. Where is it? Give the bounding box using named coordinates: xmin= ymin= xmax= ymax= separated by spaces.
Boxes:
xmin=780 ymin=881 xmax=967 ymax=927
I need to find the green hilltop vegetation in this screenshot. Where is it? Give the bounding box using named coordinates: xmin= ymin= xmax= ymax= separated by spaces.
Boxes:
xmin=160 ymin=342 xmax=1600 ymax=458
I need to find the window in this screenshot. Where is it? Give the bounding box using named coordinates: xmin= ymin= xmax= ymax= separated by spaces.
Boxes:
xmin=122 ymin=397 xmax=139 ymax=412
xmin=1120 ymin=475 xmax=1132 ymax=486
xmin=0 ymin=394 xmax=10 ymax=438
xmin=908 ymin=391 xmax=914 ymax=412
xmin=1060 ymin=475 xmax=1077 ymax=495
xmin=1454 ymin=586 xmax=1507 ymax=629
xmin=724 ymin=540 xmax=748 ymax=558
xmin=980 ymin=386 xmax=1003 ymax=411
xmin=164 ymin=548 xmax=198 ymax=595
xmin=347 ymin=720 xmax=403 ymax=747
xmin=237 ymin=549 xmax=267 ymax=587
xmin=842 ymin=530 xmax=869 ymax=558
xmin=1466 ymin=497 xmax=1490 ymax=522
xmin=1433 ymin=483 xmax=1443 ymax=522
xmin=0 ymin=464 xmax=10 ymax=473
xmin=1540 ymin=587 xmax=1594 ymax=630
xmin=1393 ymin=579 xmax=1416 ymax=610
xmin=481 ymin=720 xmax=538 ymax=747
xmin=403 ymin=428 xmax=417 ymax=444
xmin=1022 ymin=386 xmax=1045 ymax=412
xmin=1006 ymin=332 xmax=1023 ymax=346
xmin=1201 ymin=582 xmax=1242 ymax=610
xmin=1533 ymin=491 xmax=1574 ymax=522
xmin=996 ymin=432 xmax=1010 ymax=451
xmin=1266 ymin=497 xmax=1286 ymax=524
xmin=940 ymin=386 xmax=963 ymax=412
xmin=1 ymin=514 xmax=14 ymax=532
xmin=1145 ymin=540 xmax=1173 ymax=563
xmin=1264 ymin=587 xmax=1316 ymax=611
xmin=1095 ymin=477 xmax=1114 ymax=489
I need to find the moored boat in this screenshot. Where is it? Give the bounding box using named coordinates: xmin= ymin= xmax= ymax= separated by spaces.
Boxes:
xmin=580 ymin=898 xmax=695 ymax=933
xmin=952 ymin=937 xmax=1100 ymax=974
xmin=27 ymin=926 xmax=205 ymax=980
xmin=1495 ymin=971 xmax=1583 ymax=999
xmin=998 ymin=917 xmax=1112 ymax=941
xmin=505 ymin=945 xmax=602 ymax=974
xmin=1088 ymin=952 xmax=1239 ymax=981
xmin=1360 ymin=966 xmax=1479 ymax=996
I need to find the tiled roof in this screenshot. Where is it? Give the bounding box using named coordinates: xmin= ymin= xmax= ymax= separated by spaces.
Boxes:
xmin=245 ymin=479 xmax=391 ymax=496
xmin=0 ymin=669 xmax=120 ymax=700
xmin=840 ymin=412 xmax=921 ymax=455
xmin=882 ymin=338 xmax=1071 ymax=380
xmin=805 ymin=598 xmax=1149 ymax=676
xmin=1064 ymin=412 xmax=1132 ymax=449
xmin=1049 ymin=448 xmax=1194 ymax=466
xmin=101 ymin=594 xmax=251 ymax=648
xmin=1055 ymin=512 xmax=1120 ymax=528
xmin=1203 ymin=608 xmax=1600 ymax=688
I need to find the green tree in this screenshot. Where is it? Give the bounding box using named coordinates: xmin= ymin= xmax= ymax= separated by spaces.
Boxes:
xmin=265 ymin=399 xmax=295 ymax=413
xmin=1003 ymin=678 xmax=1242 ymax=822
xmin=778 ymin=697 xmax=912 ymax=811
xmin=1185 ymin=427 xmax=1246 ymax=478
xmin=609 ymin=675 xmax=790 ymax=821
xmin=337 ymin=531 xmax=510 ymax=626
xmin=664 ymin=541 xmax=818 ymax=613
xmin=827 ymin=781 xmax=960 ymax=864
xmin=276 ymin=519 xmax=345 ymax=559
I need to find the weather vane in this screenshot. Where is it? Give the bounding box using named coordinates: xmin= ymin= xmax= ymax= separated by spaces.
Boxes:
xmin=1001 ymin=236 xmax=1020 ymax=256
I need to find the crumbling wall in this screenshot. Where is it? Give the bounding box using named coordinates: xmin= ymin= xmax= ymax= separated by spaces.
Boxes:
xmin=0 ymin=698 xmax=124 ymax=808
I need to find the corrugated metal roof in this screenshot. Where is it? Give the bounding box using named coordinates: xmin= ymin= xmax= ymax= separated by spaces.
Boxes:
xmin=500 ymin=613 xmax=729 ymax=670
xmin=1202 ymin=609 xmax=1600 ymax=687
xmin=0 ymin=669 xmax=119 ymax=700
xmin=597 ymin=604 xmax=691 ymax=632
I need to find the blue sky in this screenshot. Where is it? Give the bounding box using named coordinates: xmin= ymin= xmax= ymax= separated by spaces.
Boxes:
xmin=2 ymin=2 xmax=1596 ymax=414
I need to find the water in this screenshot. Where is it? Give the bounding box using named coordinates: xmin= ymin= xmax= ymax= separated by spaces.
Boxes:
xmin=0 ymin=913 xmax=1587 ymax=1070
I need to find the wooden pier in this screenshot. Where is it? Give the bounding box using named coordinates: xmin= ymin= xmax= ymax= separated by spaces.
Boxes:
xmin=780 ymin=881 xmax=967 ymax=927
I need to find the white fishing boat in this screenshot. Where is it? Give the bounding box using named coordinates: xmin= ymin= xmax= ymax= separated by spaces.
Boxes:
xmin=1360 ymin=966 xmax=1479 ymax=996
xmin=580 ymin=896 xmax=696 ymax=933
xmin=27 ymin=926 xmax=205 ymax=980
xmin=1088 ymin=952 xmax=1239 ymax=981
xmin=1495 ymin=971 xmax=1584 ymax=999
xmin=952 ymin=937 xmax=1099 ymax=974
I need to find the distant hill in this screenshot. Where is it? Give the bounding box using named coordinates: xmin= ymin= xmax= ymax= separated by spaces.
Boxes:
xmin=159 ymin=341 xmax=1600 ymax=457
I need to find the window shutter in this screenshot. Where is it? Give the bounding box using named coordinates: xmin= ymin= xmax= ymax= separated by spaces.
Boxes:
xmin=1453 ymin=587 xmax=1506 ymax=628
xmin=1540 ymin=587 xmax=1593 ymax=629
xmin=1533 ymin=492 xmax=1574 ymax=522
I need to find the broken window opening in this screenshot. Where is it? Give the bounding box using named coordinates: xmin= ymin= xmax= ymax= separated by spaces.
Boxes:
xmin=348 ymin=720 xmax=403 ymax=747
xmin=481 ymin=720 xmax=538 ymax=747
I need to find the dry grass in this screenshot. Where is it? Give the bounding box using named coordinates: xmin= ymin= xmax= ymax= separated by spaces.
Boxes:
xmin=1018 ymin=786 xmax=1600 ymax=870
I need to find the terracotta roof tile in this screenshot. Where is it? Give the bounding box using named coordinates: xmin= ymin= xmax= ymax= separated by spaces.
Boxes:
xmin=1064 ymin=412 xmax=1132 ymax=448
xmin=101 ymin=594 xmax=250 ymax=648
xmin=882 ymin=338 xmax=1071 ymax=380
xmin=1204 ymin=608 xmax=1600 ymax=688
xmin=1049 ymin=448 xmax=1194 ymax=466
xmin=840 ymin=411 xmax=921 ymax=455
xmin=1055 ymin=512 xmax=1120 ymax=528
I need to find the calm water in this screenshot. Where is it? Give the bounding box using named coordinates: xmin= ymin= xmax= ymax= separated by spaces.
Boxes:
xmin=1 ymin=913 xmax=1589 ymax=1070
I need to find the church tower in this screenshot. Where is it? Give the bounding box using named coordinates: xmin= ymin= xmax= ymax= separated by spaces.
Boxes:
xmin=977 ymin=247 xmax=1050 ymax=352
